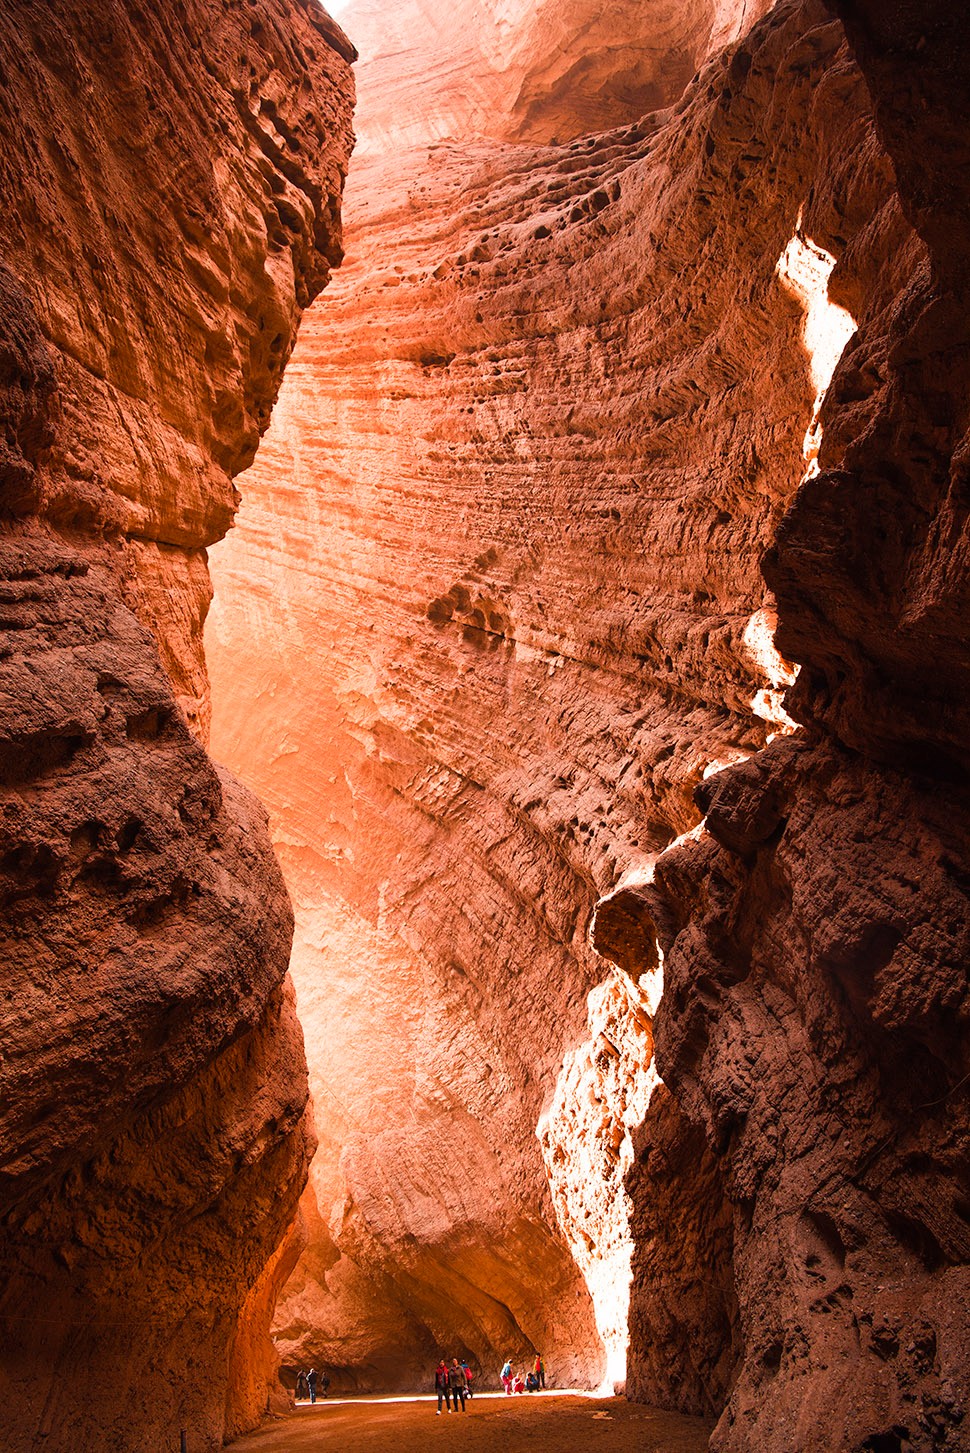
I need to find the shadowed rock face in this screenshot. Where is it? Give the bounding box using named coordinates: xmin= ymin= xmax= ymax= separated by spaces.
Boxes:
xmin=204 ymin=0 xmax=967 ymax=1421
xmin=0 ymin=1 xmax=354 ymax=1448
xmin=651 ymin=741 xmax=970 ymax=1451
xmin=639 ymin=3 xmax=970 ymax=1449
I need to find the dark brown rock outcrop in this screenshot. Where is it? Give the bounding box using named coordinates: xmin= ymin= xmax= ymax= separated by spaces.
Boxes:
xmin=639 ymin=3 xmax=970 ymax=1449
xmin=649 ymin=739 xmax=970 ymax=1450
xmin=0 ymin=2 xmax=354 ymax=1449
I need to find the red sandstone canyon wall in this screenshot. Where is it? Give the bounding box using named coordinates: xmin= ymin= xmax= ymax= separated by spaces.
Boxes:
xmin=0 ymin=2 xmax=354 ymax=1449
xmin=204 ymin=0 xmax=963 ymax=1425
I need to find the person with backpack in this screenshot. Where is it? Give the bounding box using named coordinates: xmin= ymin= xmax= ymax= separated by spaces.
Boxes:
xmin=461 ymin=1360 xmax=474 ymax=1398
xmin=435 ymin=1358 xmax=451 ymax=1414
xmin=501 ymin=1358 xmax=513 ymax=1395
xmin=448 ymin=1358 xmax=469 ymax=1411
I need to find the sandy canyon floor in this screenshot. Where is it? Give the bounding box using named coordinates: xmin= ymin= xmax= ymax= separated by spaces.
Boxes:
xmin=232 ymin=1393 xmax=712 ymax=1452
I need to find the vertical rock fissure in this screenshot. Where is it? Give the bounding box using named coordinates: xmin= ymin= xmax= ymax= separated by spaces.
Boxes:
xmin=537 ymin=963 xmax=661 ymax=1392
xmin=775 ymin=213 xmax=858 ymax=477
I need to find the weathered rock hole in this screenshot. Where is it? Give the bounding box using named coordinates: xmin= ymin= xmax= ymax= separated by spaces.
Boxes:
xmin=859 ymin=1433 xmax=910 ymax=1453
xmin=124 ymin=705 xmax=172 ymax=741
xmin=0 ymin=730 xmax=89 ymax=783
xmin=69 ymin=821 xmax=101 ymax=858
xmin=760 ymin=1340 xmax=783 ymax=1372
xmin=117 ymin=816 xmax=143 ymax=852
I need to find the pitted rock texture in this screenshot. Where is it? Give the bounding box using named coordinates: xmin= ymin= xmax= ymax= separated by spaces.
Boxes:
xmin=649 ymin=740 xmax=970 ymax=1451
xmin=206 ymin=0 xmax=906 ymax=1404
xmin=0 ymin=1 xmax=354 ymax=1449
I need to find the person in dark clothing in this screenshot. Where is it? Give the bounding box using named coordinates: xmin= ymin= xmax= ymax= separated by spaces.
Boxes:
xmin=435 ymin=1359 xmax=451 ymax=1415
xmin=534 ymin=1353 xmax=545 ymax=1389
xmin=321 ymin=1370 xmax=330 ymax=1398
xmin=306 ymin=1368 xmax=317 ymax=1404
xmin=448 ymin=1358 xmax=468 ymax=1411
xmin=296 ymin=1370 xmax=309 ymax=1401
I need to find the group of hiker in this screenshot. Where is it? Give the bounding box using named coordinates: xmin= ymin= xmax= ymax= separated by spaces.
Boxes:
xmin=296 ymin=1352 xmax=549 ymax=1411
xmin=296 ymin=1367 xmax=329 ymax=1403
xmin=434 ymin=1353 xmax=546 ymax=1410
xmin=500 ymin=1353 xmax=545 ymax=1395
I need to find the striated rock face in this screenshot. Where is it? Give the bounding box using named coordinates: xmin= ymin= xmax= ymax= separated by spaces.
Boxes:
xmin=0 ymin=1 xmax=354 ymax=1448
xmin=207 ymin=0 xmax=959 ymax=1414
xmin=0 ymin=0 xmax=354 ymax=738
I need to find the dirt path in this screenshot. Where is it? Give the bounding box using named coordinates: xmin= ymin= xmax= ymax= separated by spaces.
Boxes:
xmin=231 ymin=1393 xmax=712 ymax=1453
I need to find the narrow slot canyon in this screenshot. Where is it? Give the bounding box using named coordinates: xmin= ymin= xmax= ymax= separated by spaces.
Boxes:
xmin=0 ymin=3 xmax=967 ymax=1453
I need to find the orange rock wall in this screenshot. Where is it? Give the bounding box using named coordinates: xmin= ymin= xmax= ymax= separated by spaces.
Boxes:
xmin=0 ymin=2 xmax=354 ymax=1448
xmin=206 ymin=0 xmax=926 ymax=1409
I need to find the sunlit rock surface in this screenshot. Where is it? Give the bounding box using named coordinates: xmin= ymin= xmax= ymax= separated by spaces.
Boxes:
xmin=346 ymin=0 xmax=774 ymax=153
xmin=205 ymin=0 xmax=931 ymax=1408
xmin=537 ymin=966 xmax=660 ymax=1391
xmin=0 ymin=1 xmax=354 ymax=1448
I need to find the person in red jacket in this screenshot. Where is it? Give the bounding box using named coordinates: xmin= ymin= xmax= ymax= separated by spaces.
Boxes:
xmin=435 ymin=1359 xmax=451 ymax=1415
xmin=534 ymin=1352 xmax=545 ymax=1389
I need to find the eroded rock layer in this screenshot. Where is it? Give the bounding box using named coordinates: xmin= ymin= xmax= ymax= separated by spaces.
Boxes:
xmin=205 ymin=0 xmax=938 ymax=1410
xmin=0 ymin=2 xmax=354 ymax=1448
